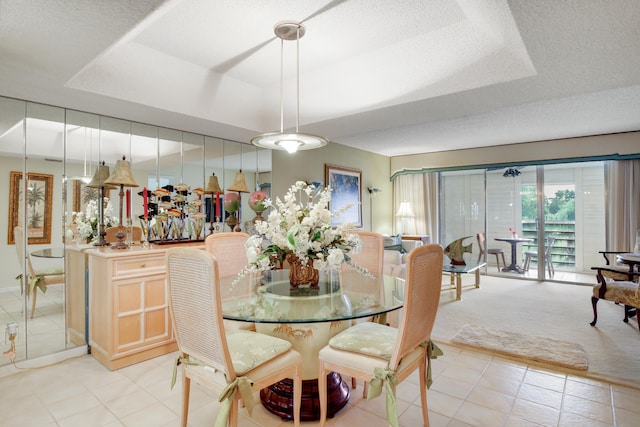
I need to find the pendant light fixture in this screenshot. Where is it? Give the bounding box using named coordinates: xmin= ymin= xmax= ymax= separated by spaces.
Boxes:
xmin=251 ymin=21 xmax=328 ymax=154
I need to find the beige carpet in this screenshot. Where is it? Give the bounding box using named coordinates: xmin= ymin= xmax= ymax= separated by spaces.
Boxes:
xmin=432 ymin=275 xmax=640 ymax=390
xmin=452 ymin=324 xmax=588 ymax=370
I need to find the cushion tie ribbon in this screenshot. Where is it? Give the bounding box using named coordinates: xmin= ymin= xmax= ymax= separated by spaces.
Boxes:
xmin=215 ymin=376 xmax=254 ymax=427
xmin=365 ymin=341 xmax=443 ymax=427
xmin=367 ymin=366 xmax=399 ymax=427
xmin=15 ymin=273 xmax=46 ymax=296
xmin=170 ymin=355 xmax=255 ymax=427
xmin=422 ymin=340 xmax=444 ymax=388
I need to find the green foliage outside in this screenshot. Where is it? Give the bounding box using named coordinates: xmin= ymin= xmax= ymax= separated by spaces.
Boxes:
xmin=521 ymin=185 xmax=575 ymax=221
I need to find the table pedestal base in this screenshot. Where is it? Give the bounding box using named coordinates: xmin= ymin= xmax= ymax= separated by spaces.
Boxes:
xmin=260 ymin=372 xmax=350 ymax=421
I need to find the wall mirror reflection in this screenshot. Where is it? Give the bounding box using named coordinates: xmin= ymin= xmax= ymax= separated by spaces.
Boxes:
xmin=0 ymin=96 xmax=271 ymax=366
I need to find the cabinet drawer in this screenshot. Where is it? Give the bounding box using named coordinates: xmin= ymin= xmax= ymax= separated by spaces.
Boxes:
xmin=112 ymin=256 xmax=165 ymax=277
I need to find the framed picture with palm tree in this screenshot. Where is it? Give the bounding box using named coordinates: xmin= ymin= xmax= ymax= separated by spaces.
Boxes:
xmin=72 ymin=180 xmax=101 ymax=214
xmin=8 ymin=171 xmax=53 ymax=245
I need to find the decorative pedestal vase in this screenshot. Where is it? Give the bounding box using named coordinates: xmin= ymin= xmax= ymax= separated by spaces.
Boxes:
xmin=286 ymin=254 xmax=319 ymax=289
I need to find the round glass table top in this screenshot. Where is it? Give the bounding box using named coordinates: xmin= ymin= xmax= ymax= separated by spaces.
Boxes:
xmin=221 ymin=269 xmax=405 ymax=324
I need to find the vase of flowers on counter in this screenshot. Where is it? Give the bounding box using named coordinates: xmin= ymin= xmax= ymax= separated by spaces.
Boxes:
xmin=75 ymin=198 xmax=118 ymax=243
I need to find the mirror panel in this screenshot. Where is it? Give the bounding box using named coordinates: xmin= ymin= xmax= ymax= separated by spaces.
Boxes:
xmin=0 ymin=95 xmax=271 ymax=366
xmin=25 ymin=102 xmax=66 ymax=359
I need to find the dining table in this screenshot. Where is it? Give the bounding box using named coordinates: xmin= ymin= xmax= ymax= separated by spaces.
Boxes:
xmin=494 ymin=236 xmax=533 ymax=273
xmin=30 ymin=247 xmax=65 ymax=258
xmin=220 ymin=268 xmax=405 ymax=421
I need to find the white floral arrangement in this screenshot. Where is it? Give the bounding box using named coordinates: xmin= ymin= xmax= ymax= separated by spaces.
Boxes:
xmin=74 ymin=198 xmax=119 ymax=241
xmin=235 ymin=181 xmax=371 ymax=284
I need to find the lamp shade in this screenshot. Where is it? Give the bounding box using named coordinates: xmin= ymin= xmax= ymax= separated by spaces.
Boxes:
xmin=86 ymin=162 xmax=117 ymax=189
xmin=205 ymin=173 xmax=222 ymax=193
xmin=105 ymin=155 xmax=139 ymax=187
xmin=396 ymin=201 xmax=415 ymax=218
xmin=227 ymin=170 xmax=250 ymax=193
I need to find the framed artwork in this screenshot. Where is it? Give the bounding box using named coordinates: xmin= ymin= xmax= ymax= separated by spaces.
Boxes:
xmin=8 ymin=171 xmax=53 ymax=245
xmin=325 ymin=164 xmax=362 ymax=227
xmin=73 ymin=180 xmax=101 ymax=214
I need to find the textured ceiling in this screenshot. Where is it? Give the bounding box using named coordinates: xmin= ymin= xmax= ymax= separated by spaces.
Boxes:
xmin=1 ymin=0 xmax=639 ymax=157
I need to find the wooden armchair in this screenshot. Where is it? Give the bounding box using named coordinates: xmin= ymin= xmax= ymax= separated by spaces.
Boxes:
xmin=590 ymin=251 xmax=640 ymax=330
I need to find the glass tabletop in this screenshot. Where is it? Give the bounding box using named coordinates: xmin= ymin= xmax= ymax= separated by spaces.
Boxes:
xmin=221 ymin=269 xmax=405 ymax=324
xmin=30 ymin=248 xmax=65 ymax=258
xmin=442 ymin=260 xmax=486 ymax=274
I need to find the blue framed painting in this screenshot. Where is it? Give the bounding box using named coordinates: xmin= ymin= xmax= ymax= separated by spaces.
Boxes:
xmin=325 ymin=164 xmax=362 ymax=228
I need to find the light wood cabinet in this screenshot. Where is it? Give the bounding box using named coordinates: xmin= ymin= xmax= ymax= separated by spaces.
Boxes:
xmin=88 ymin=244 xmax=203 ymax=370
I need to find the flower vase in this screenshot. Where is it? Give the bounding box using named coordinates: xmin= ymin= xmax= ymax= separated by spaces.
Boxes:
xmin=286 ymin=254 xmax=319 ymax=289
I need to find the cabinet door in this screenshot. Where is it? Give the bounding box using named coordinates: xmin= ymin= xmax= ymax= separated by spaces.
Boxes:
xmin=113 ymin=274 xmax=172 ymax=355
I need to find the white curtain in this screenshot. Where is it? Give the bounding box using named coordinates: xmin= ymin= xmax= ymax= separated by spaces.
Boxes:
xmin=606 ymin=159 xmax=640 ymax=250
xmin=393 ymin=173 xmax=438 ymax=240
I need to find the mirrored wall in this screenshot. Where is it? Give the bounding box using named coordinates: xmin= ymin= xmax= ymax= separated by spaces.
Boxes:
xmin=0 ymin=96 xmax=271 ymax=364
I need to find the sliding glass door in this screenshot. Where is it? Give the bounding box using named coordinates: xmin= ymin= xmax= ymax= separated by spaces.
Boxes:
xmin=441 ymin=161 xmax=606 ymax=283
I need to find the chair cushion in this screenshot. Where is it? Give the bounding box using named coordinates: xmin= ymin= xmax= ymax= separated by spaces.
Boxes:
xmin=35 ymin=267 xmax=64 ymax=276
xmin=329 ymin=321 xmax=397 ymax=360
xmin=226 ymin=330 xmax=292 ymax=375
xmin=593 ymin=281 xmax=640 ymax=308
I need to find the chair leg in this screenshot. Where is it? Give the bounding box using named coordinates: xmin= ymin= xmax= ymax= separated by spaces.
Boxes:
xmin=523 ymin=254 xmax=531 ymax=271
xmin=418 ymin=354 xmax=429 ymax=426
xmin=351 ymin=376 xmax=356 ymax=389
xmin=181 ymin=374 xmax=191 ymax=427
xmin=30 ymin=290 xmax=37 ymax=319
xmin=623 ymin=305 xmax=631 ymax=323
xmin=590 ymin=296 xmax=599 ymax=326
xmin=493 ymin=254 xmax=500 ymax=272
xmin=500 ymin=253 xmax=506 ymax=270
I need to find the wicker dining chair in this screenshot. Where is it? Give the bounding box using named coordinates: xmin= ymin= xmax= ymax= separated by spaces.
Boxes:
xmin=318 ymin=244 xmax=444 ymax=427
xmin=166 ymin=248 xmax=302 ymax=427
xmin=204 ymin=232 xmax=256 ymax=331
xmin=14 ymin=226 xmax=64 ymax=318
xmin=341 ymin=230 xmax=385 ymax=390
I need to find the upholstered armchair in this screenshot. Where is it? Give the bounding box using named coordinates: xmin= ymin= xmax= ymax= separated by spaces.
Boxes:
xmin=590 ymin=251 xmax=640 ymax=330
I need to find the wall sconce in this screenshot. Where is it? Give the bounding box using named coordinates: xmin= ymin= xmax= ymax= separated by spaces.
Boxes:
xmin=367 ymin=187 xmax=381 ymax=197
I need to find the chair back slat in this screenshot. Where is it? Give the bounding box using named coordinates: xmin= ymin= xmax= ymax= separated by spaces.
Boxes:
xmin=167 ymin=248 xmax=235 ymax=379
xmin=205 ymin=232 xmax=250 ymax=279
xmin=390 ymin=244 xmax=443 ymax=370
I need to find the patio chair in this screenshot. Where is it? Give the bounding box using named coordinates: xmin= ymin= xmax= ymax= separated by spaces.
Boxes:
xmin=523 ymin=236 xmax=556 ymax=275
xmin=166 ymin=248 xmax=302 ymax=427
xmin=477 ymin=232 xmax=505 ymax=272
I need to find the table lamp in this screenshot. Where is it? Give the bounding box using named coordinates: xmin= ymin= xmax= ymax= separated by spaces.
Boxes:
xmin=396 ymin=201 xmax=415 ymax=235
xmin=227 ymin=170 xmax=250 ymax=232
xmin=204 ymin=172 xmax=222 ymax=234
xmin=86 ymin=161 xmax=117 ymax=246
xmin=104 ymin=155 xmax=139 ymax=249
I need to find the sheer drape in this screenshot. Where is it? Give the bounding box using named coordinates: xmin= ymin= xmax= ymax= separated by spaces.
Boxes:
xmin=606 ymin=159 xmax=640 ymax=250
xmin=393 ymin=173 xmax=437 ymax=239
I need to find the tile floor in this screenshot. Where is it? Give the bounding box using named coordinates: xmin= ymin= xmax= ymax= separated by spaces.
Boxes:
xmin=1 ymin=342 xmax=639 ymax=427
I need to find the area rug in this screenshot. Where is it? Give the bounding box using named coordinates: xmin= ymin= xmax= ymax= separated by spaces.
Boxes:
xmin=452 ymin=324 xmax=589 ymax=371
